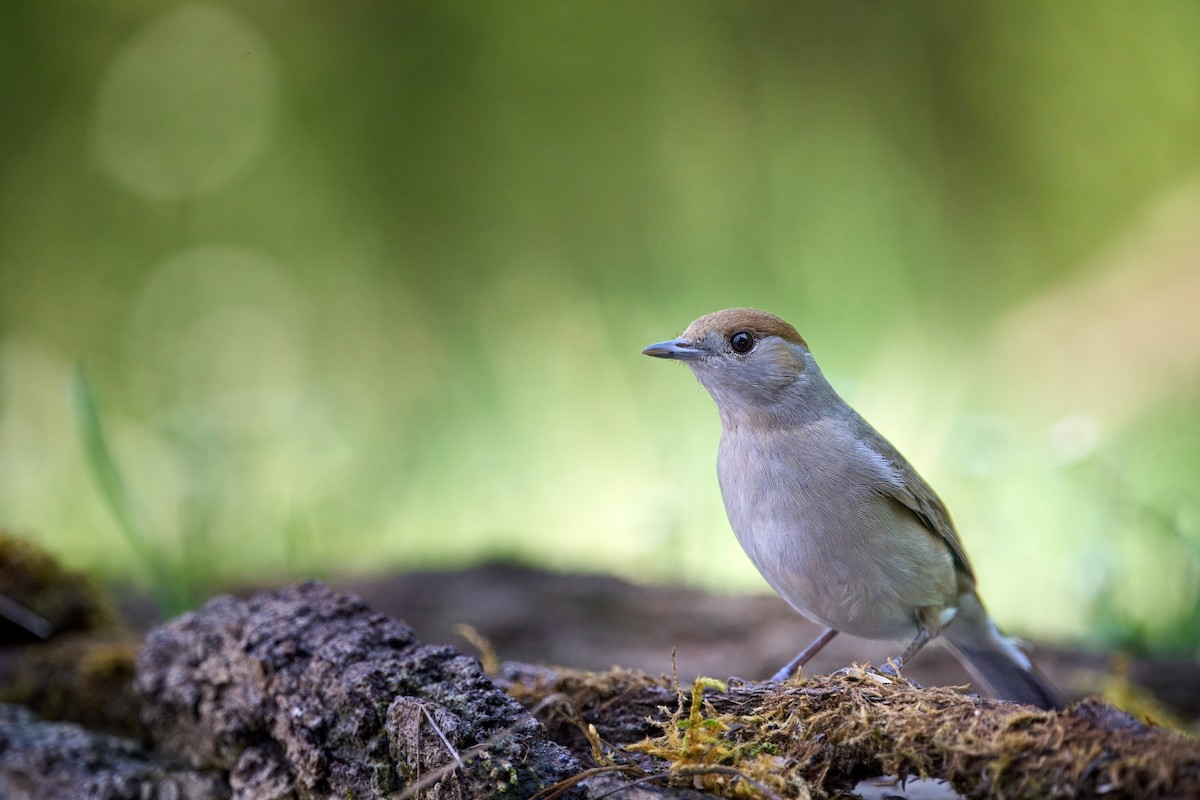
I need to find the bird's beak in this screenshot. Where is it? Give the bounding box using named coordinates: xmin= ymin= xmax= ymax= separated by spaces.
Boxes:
xmin=642 ymin=338 xmax=704 ymax=361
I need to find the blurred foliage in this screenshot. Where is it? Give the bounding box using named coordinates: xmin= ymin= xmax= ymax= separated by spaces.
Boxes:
xmin=1 ymin=2 xmax=1199 ymax=650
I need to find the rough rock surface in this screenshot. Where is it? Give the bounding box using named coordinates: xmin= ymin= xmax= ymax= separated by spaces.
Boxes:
xmin=135 ymin=581 xmax=584 ymax=799
xmin=0 ymin=703 xmax=226 ymax=800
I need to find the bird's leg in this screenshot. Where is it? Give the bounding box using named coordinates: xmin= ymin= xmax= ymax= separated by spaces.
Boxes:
xmin=770 ymin=627 xmax=838 ymax=682
xmin=878 ymin=627 xmax=932 ymax=678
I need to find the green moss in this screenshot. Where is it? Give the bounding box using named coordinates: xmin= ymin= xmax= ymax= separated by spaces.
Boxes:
xmin=516 ymin=665 xmax=1200 ymax=799
xmin=0 ymin=531 xmax=116 ymax=637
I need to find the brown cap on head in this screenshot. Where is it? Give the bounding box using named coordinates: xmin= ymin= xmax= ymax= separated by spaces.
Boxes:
xmin=683 ymin=308 xmax=807 ymax=349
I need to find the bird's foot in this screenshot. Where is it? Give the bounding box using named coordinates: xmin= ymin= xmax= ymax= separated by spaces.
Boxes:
xmin=876 ymin=659 xmax=925 ymax=688
xmin=828 ymin=663 xmax=924 ymax=688
xmin=829 ymin=665 xmax=884 ymax=681
xmin=769 ymin=665 xmax=801 ymax=683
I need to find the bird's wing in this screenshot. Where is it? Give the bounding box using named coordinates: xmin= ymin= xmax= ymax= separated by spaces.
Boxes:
xmin=855 ymin=424 xmax=977 ymax=582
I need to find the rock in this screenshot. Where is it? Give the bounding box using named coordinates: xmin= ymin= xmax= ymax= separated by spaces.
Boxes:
xmin=0 ymin=703 xmax=226 ymax=800
xmin=135 ymin=581 xmax=585 ymax=799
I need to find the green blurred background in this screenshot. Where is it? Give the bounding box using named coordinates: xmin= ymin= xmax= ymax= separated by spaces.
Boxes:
xmin=2 ymin=2 xmax=1199 ymax=651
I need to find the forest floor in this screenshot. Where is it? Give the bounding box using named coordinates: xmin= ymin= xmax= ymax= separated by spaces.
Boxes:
xmin=5 ymin=543 xmax=1200 ymax=799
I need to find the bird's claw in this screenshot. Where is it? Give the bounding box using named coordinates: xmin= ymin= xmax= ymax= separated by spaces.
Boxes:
xmin=829 ymin=665 xmax=886 ymax=682
xmin=769 ymin=667 xmax=799 ymax=683
xmin=877 ymin=661 xmax=901 ymax=678
xmin=828 ymin=663 xmax=923 ymax=688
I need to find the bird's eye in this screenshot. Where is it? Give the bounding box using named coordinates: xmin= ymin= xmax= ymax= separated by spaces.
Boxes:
xmin=729 ymin=331 xmax=754 ymax=353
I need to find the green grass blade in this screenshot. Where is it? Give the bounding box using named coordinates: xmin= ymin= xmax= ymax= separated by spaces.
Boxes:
xmin=72 ymin=367 xmax=185 ymax=614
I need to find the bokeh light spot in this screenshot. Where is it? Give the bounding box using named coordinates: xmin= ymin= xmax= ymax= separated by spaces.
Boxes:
xmin=127 ymin=246 xmax=307 ymax=416
xmin=93 ymin=4 xmax=277 ymax=200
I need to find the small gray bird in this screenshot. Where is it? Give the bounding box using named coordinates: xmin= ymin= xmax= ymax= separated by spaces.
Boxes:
xmin=643 ymin=308 xmax=1064 ymax=709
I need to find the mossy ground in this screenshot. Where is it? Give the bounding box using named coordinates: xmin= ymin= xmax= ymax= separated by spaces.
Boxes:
xmin=510 ymin=665 xmax=1200 ymax=799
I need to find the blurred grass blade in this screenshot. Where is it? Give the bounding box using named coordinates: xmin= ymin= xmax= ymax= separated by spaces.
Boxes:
xmin=72 ymin=367 xmax=183 ymax=613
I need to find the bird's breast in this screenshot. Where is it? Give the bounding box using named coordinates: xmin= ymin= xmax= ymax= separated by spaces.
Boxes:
xmin=716 ymin=420 xmax=956 ymax=638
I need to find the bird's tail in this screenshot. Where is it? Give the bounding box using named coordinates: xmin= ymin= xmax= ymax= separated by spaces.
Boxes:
xmin=943 ymin=593 xmax=1066 ymax=711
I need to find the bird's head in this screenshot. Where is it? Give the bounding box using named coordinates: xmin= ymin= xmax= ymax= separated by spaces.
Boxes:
xmin=643 ymin=308 xmax=819 ymax=423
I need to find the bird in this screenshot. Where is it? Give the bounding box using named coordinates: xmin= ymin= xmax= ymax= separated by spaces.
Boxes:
xmin=642 ymin=307 xmax=1065 ymax=709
